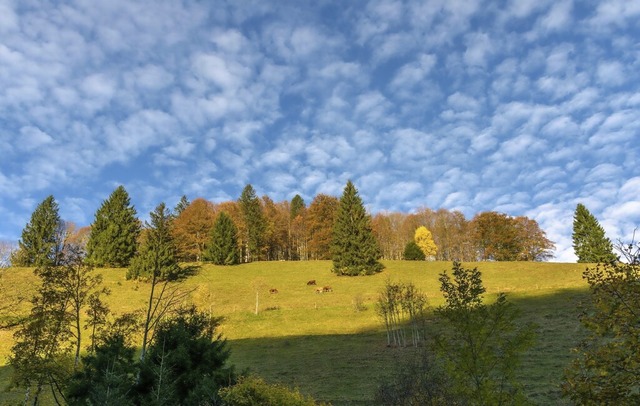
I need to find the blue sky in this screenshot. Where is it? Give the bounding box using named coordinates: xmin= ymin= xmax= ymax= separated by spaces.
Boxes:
xmin=1 ymin=0 xmax=639 ymax=262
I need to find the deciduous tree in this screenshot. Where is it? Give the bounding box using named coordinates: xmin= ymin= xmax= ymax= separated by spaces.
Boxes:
xmin=331 ymin=181 xmax=384 ymax=276
xmin=433 ymin=262 xmax=535 ymax=404
xmin=86 ymin=186 xmax=140 ymax=267
xmin=562 ymin=241 xmax=640 ymax=404
xmin=306 ymin=194 xmax=338 ymax=260
xmin=572 ymin=203 xmax=617 ymax=263
xmin=172 ymin=198 xmax=216 ymax=262
xmin=415 ymin=226 xmax=437 ymax=259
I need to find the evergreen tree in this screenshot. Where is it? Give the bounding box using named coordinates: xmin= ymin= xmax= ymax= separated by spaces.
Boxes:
xmin=127 ymin=203 xmax=194 ymax=363
xmin=572 ymin=203 xmax=617 ymax=263
xmin=137 ymin=306 xmax=235 ymax=405
xmin=13 ymin=195 xmax=64 ymax=267
xmin=204 ymin=212 xmax=240 ymax=265
xmin=173 ymin=195 xmax=190 ymax=217
xmin=238 ymin=184 xmax=266 ymax=262
xmin=403 ymin=241 xmax=426 ymax=261
xmin=87 ymin=186 xmax=140 ymax=267
xmin=290 ymin=194 xmax=305 ymax=220
xmin=331 ymin=181 xmax=384 ymax=276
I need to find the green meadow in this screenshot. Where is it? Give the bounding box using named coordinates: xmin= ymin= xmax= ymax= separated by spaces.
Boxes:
xmin=0 ymin=261 xmax=590 ymax=405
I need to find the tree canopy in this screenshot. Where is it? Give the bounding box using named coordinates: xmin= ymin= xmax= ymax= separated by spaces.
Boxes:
xmin=414 ymin=226 xmax=437 ymax=259
xmin=238 ymin=184 xmax=266 ymax=262
xmin=331 ymin=181 xmax=384 ymax=276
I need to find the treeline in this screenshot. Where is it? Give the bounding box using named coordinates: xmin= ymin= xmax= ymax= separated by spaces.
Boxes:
xmin=10 ymin=183 xmax=555 ymax=268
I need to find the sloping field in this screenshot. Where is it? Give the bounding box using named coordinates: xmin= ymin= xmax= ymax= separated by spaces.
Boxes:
xmin=0 ymin=261 xmax=590 ymax=405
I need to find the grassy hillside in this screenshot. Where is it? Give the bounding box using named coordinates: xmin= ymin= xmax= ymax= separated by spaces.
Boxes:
xmin=0 ymin=261 xmax=590 ymax=405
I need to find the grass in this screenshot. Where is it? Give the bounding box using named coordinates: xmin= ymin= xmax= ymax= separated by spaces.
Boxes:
xmin=0 ymin=260 xmax=590 ymax=405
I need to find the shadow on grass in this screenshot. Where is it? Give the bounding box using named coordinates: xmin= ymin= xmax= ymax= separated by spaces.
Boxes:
xmin=226 ymin=287 xmax=591 ymax=406
xmin=0 ymin=287 xmax=591 ymax=406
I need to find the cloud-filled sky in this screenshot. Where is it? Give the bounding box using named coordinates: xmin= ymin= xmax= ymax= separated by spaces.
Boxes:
xmin=1 ymin=0 xmax=640 ymax=262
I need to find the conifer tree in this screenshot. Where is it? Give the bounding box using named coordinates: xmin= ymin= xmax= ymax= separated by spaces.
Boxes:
xmin=331 ymin=181 xmax=384 ymax=276
xmin=13 ymin=195 xmax=65 ymax=267
xmin=238 ymin=184 xmax=266 ymax=262
xmin=204 ymin=212 xmax=240 ymax=265
xmin=127 ymin=203 xmax=191 ymax=363
xmin=572 ymin=203 xmax=617 ymax=263
xmin=290 ymin=194 xmax=305 ymax=220
xmin=173 ymin=195 xmax=190 ymax=217
xmin=87 ymin=186 xmax=140 ymax=267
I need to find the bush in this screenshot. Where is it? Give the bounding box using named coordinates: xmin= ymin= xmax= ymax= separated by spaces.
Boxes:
xmin=403 ymin=241 xmax=425 ymax=261
xmin=219 ymin=376 xmax=325 ymax=406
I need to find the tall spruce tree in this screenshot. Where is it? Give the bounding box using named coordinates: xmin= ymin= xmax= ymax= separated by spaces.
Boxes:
xmin=572 ymin=203 xmax=617 ymax=263
xmin=127 ymin=203 xmax=191 ymax=363
xmin=13 ymin=195 xmax=64 ymax=267
xmin=173 ymin=195 xmax=190 ymax=217
xmin=331 ymin=181 xmax=384 ymax=276
xmin=204 ymin=212 xmax=240 ymax=265
xmin=238 ymin=184 xmax=266 ymax=263
xmin=87 ymin=186 xmax=140 ymax=267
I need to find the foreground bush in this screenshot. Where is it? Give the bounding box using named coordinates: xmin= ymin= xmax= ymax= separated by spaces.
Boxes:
xmin=219 ymin=376 xmax=325 ymax=406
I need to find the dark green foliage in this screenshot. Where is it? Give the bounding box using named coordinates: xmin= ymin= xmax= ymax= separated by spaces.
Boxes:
xmin=572 ymin=203 xmax=617 ymax=263
xmin=87 ymin=186 xmax=141 ymax=267
xmin=204 ymin=212 xmax=240 ymax=265
xmin=239 ymin=184 xmax=267 ymax=262
xmin=127 ymin=203 xmax=181 ymax=282
xmin=331 ymin=181 xmax=384 ymax=276
xmin=433 ymin=262 xmax=536 ymax=405
xmin=403 ymin=241 xmax=426 ymax=261
xmin=375 ymin=351 xmax=460 ymax=406
xmin=66 ymin=324 xmax=138 ymax=406
xmin=13 ymin=195 xmax=64 ymax=267
xmin=562 ymin=242 xmax=640 ymax=404
xmin=173 ymin=195 xmax=190 ymax=217
xmin=290 ymin=194 xmax=305 ymax=220
xmin=219 ymin=375 xmax=323 ymax=406
xmin=137 ymin=306 xmax=235 ymax=405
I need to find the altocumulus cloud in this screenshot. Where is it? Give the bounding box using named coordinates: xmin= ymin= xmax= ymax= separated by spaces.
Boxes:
xmin=1 ymin=0 xmax=639 ymax=262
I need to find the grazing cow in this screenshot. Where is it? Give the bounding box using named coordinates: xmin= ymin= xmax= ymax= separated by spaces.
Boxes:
xmin=269 ymin=288 xmax=278 ymax=294
xmin=315 ymin=287 xmax=324 ymax=294
xmin=322 ymin=286 xmax=332 ymax=293
xmin=307 ymin=280 xmax=317 ymax=286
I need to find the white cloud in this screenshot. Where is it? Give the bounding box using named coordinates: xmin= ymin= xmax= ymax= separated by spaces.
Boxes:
xmin=597 ymin=61 xmax=626 ymax=87
xmin=19 ymin=126 xmax=53 ymax=151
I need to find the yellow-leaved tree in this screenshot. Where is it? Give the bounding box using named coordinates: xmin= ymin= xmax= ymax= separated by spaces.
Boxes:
xmin=415 ymin=226 xmax=437 ymax=259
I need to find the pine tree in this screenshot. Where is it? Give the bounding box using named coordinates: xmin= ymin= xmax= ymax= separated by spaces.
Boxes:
xmin=204 ymin=212 xmax=240 ymax=265
xmin=13 ymin=195 xmax=64 ymax=267
xmin=127 ymin=203 xmax=190 ymax=363
xmin=87 ymin=186 xmax=140 ymax=267
xmin=173 ymin=195 xmax=190 ymax=217
xmin=331 ymin=181 xmax=384 ymax=276
xmin=238 ymin=184 xmax=266 ymax=262
xmin=290 ymin=194 xmax=305 ymax=220
xmin=572 ymin=203 xmax=617 ymax=263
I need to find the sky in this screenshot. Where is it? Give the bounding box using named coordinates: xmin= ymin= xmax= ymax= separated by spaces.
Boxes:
xmin=1 ymin=0 xmax=640 ymax=262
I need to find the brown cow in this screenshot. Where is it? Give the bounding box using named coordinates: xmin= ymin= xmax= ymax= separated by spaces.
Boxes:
xmin=322 ymin=286 xmax=332 ymax=293
xmin=307 ymin=280 xmax=317 ymax=286
xmin=269 ymin=288 xmax=278 ymax=294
